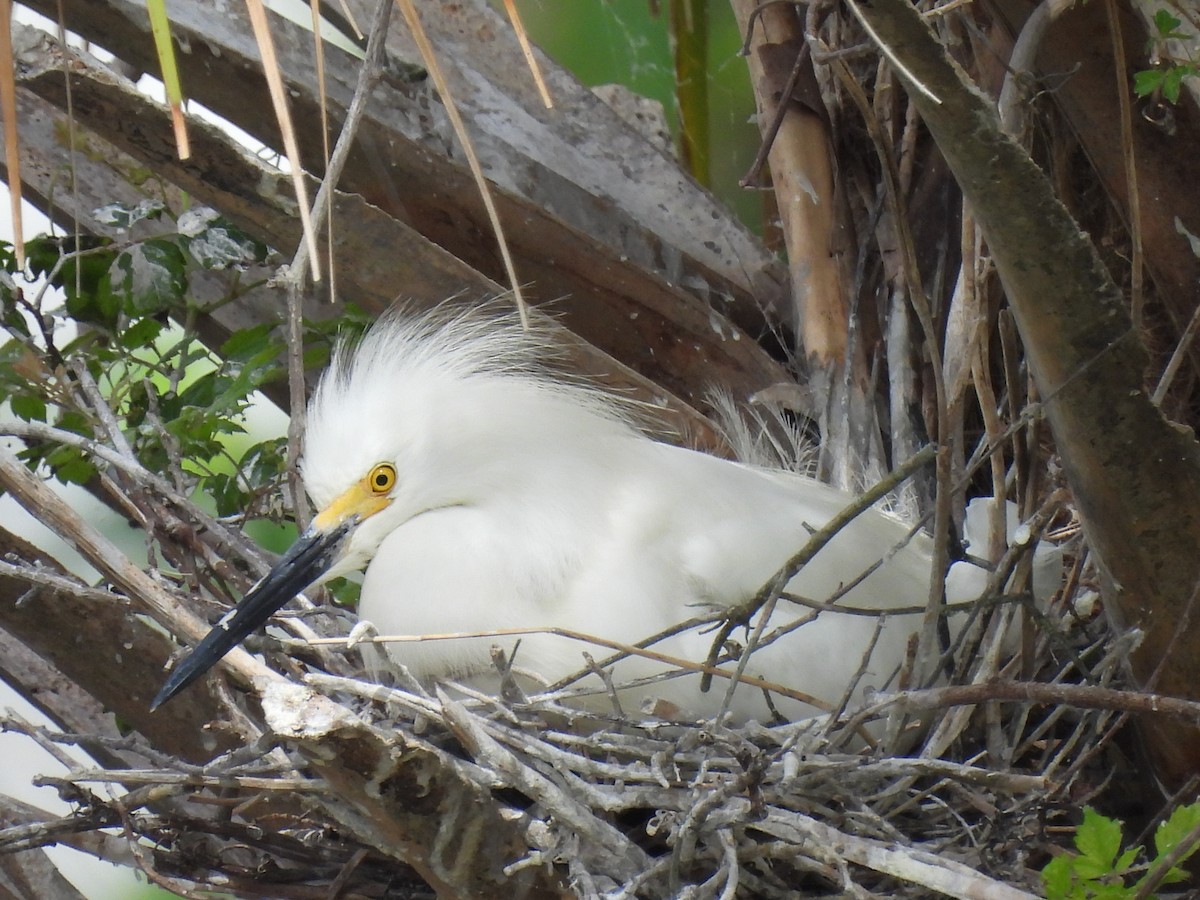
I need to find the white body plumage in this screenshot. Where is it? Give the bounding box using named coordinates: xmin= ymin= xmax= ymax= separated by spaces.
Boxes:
xmin=297 ymin=308 xmax=951 ymax=722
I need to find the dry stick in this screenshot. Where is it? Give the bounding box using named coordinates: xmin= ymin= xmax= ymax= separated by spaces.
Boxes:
xmin=0 ymin=446 xmax=276 ymax=736
xmin=865 ymin=680 xmax=1200 ymax=726
xmin=997 ymin=0 xmax=1075 ymax=137
xmin=331 ymin=672 xmax=1032 ymax=897
xmin=328 ymin=847 xmax=371 ymax=900
xmin=288 ymin=0 xmax=393 ymax=283
xmin=54 ymin=0 xmax=82 ymax=303
xmin=761 ymin=808 xmax=1039 ymax=900
xmin=1103 ymin=0 xmax=1143 ymax=332
xmin=310 ymin=0 xmax=336 ymax=306
xmin=1132 ymin=815 xmax=1200 ymax=900
xmin=841 ymin=0 xmax=941 ymax=104
xmin=0 ymin=421 xmax=267 ymax=572
xmin=998 ymin=311 xmax=1034 ymax=516
xmin=0 ymin=558 xmax=118 ymax=606
xmin=1152 ymin=296 xmax=1200 ymax=405
xmin=717 ymin=592 xmax=779 ymax=720
xmin=824 ymin=44 xmax=952 ymax=686
xmin=59 ymin=768 xmax=324 ymax=792
xmin=994 ymin=0 xmax=1073 ymax=526
xmin=670 ymin=757 xmax=764 ymax=894
xmin=309 ymin=625 xmax=835 ymax=712
xmin=738 ymin=33 xmax=811 ymax=188
xmin=1052 ymin=575 xmax=1200 ymax=792
xmin=1131 ymin=774 xmax=1200 ymax=851
xmin=441 ymin=692 xmax=652 ymax=881
xmin=700 ymin=444 xmax=936 ymax=694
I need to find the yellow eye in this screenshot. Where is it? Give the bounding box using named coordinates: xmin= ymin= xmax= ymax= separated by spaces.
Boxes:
xmin=368 ymin=463 xmax=396 ymax=494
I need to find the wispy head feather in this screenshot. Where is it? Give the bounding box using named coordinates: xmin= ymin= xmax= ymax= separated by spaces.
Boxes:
xmin=301 ymin=303 xmax=641 ymax=509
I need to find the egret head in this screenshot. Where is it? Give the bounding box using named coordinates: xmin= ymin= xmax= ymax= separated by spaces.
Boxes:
xmin=151 ymin=306 xmax=634 ymax=709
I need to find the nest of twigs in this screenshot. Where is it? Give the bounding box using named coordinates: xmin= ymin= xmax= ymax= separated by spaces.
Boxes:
xmin=6 ymin=515 xmax=1153 ymax=900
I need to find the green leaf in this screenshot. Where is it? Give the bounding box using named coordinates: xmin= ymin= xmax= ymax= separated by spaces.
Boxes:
xmin=1155 ymin=801 xmax=1200 ymax=859
xmin=50 ymin=239 xmax=121 ymax=329
xmin=92 ymin=200 xmax=166 ymax=231
xmin=1134 ymin=68 xmax=1165 ymax=97
xmin=63 ymin=270 xmax=119 ymax=330
xmin=207 ymin=471 xmax=247 ymax=517
xmin=187 ymin=224 xmax=268 ymax=269
xmin=118 ymin=316 xmax=166 ymax=350
xmin=1113 ymin=846 xmax=1138 ymax=873
xmin=9 ymin=393 xmax=46 ymax=422
xmin=24 ymin=235 xmax=65 ymax=277
xmin=220 ymin=323 xmax=277 ymax=362
xmin=1153 ymin=8 xmax=1184 ymax=38
xmin=0 ymin=286 xmax=30 ymax=337
xmin=178 ymin=208 xmax=269 ymax=269
xmin=1076 ymin=807 xmax=1123 ymax=870
xmin=44 ymin=445 xmax=97 ymax=485
xmin=1161 ymin=66 xmax=1187 ymax=104
xmin=55 ymin=411 xmax=95 ymax=439
xmin=1071 ymin=853 xmax=1111 ymax=881
xmin=113 ymin=239 xmax=188 ymax=315
xmin=1041 ymin=855 xmax=1074 ymax=900
xmin=327 ymin=577 xmax=361 ymax=609
xmin=243 ymin=519 xmax=297 ymax=555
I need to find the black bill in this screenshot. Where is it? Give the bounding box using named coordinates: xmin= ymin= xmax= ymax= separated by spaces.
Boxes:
xmin=150 ymin=517 xmax=355 ymax=710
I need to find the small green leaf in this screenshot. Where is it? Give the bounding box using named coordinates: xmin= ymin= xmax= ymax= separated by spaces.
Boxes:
xmin=220 ymin=323 xmax=276 ymax=362
xmin=114 ymin=239 xmax=188 ymax=315
xmin=1076 ymin=807 xmax=1123 ymax=870
xmin=118 ymin=316 xmax=165 ymax=350
xmin=9 ymin=393 xmax=46 ymax=422
xmin=1071 ymin=852 xmax=1112 ymax=881
xmin=24 ymin=236 xmax=65 ymax=277
xmin=92 ymin=200 xmax=166 ymax=231
xmin=45 ymin=445 xmax=97 ymax=485
xmin=1041 ymin=855 xmax=1074 ymax=900
xmin=51 ymin=239 xmax=121 ymax=329
xmin=1161 ymin=66 xmax=1187 ymax=104
xmin=1134 ymin=68 xmax=1165 ymax=97
xmin=1113 ymin=845 xmax=1139 ymax=873
xmin=207 ymin=471 xmax=247 ymax=517
xmin=178 ymin=208 xmax=269 ymax=269
xmin=1155 ymin=801 xmax=1200 ymax=859
xmin=329 ymin=577 xmax=361 ymax=609
xmin=1153 ymin=8 xmax=1184 ymax=38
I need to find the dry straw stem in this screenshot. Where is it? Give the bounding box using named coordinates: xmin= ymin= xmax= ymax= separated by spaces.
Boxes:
xmin=0 ymin=0 xmax=23 ymax=267
xmin=393 ymin=0 xmax=529 ymax=329
xmin=244 ymin=0 xmax=321 ymax=281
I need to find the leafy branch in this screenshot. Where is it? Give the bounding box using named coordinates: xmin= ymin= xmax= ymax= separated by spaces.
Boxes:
xmin=1042 ymin=804 xmax=1200 ymax=899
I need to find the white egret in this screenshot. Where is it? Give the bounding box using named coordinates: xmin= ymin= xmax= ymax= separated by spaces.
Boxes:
xmin=153 ymin=306 xmax=975 ymax=721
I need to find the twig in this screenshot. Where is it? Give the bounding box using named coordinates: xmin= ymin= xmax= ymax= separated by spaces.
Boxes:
xmin=0 ymin=445 xmax=276 ymax=739
xmin=0 ymin=420 xmax=268 ymax=572
xmin=1131 ymin=815 xmax=1200 ymax=900
xmin=864 ymin=680 xmax=1200 ymax=724
xmin=701 ymin=444 xmax=936 ymax=689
